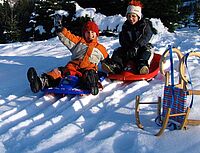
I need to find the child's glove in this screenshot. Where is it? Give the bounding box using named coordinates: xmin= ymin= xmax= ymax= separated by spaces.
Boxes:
xmin=126 ymin=47 xmax=138 ymax=59
xmin=54 ymin=14 xmax=63 ymax=32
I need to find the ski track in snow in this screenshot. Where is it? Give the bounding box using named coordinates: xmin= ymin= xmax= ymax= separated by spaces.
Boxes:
xmin=3 ymin=80 xmax=144 ymax=150
xmin=1 ymin=77 xmax=154 ymax=153
xmin=0 ymin=27 xmax=200 ymax=153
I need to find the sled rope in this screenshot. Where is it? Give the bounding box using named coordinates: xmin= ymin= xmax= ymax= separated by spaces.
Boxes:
xmin=169 ymin=45 xmax=175 ymax=109
xmin=184 ymin=52 xmax=194 ymax=108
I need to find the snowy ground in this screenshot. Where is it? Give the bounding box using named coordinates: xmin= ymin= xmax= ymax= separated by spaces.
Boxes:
xmin=1 ymin=4 xmax=200 ymax=153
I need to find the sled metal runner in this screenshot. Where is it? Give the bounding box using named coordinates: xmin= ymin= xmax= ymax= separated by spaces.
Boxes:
xmin=135 ymin=47 xmax=200 ymax=136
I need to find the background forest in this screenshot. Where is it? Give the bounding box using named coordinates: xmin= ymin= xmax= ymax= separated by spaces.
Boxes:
xmin=0 ymin=0 xmax=200 ymax=43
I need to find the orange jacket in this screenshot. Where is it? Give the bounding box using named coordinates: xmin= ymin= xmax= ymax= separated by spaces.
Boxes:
xmin=57 ymin=27 xmax=108 ymax=71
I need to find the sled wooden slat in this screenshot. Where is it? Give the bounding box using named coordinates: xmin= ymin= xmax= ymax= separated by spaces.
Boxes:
xmin=187 ymin=90 xmax=200 ymax=95
xmin=135 ymin=96 xmax=144 ymax=129
xmin=187 ymin=119 xmax=200 ymax=126
xmin=138 ymin=102 xmax=159 ymax=104
xmin=169 ymin=113 xmax=187 ymax=117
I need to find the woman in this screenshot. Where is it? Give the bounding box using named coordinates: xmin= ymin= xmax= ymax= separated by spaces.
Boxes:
xmin=102 ymin=0 xmax=154 ymax=75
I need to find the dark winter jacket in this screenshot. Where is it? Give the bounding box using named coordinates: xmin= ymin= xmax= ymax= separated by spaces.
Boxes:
xmin=119 ymin=18 xmax=153 ymax=51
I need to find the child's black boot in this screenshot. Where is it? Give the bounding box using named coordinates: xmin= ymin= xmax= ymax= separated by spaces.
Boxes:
xmin=27 ymin=67 xmax=42 ymax=93
xmin=27 ymin=68 xmax=50 ymax=93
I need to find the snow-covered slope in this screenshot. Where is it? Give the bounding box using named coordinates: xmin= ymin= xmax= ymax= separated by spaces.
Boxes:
xmin=1 ymin=3 xmax=200 ymax=152
xmin=0 ymin=25 xmax=200 ymax=153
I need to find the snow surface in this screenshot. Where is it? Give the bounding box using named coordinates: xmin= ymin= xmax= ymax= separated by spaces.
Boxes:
xmin=1 ymin=4 xmax=200 ymax=153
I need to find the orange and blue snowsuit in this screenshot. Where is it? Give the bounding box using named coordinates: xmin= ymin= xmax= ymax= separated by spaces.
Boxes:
xmin=47 ymin=27 xmax=108 ymax=80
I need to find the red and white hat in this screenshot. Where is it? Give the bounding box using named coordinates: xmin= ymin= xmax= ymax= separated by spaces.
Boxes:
xmin=126 ymin=1 xmax=143 ymax=20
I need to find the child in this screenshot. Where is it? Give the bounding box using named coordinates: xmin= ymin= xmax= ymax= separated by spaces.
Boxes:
xmin=27 ymin=20 xmax=108 ymax=95
xmin=102 ymin=0 xmax=154 ymax=75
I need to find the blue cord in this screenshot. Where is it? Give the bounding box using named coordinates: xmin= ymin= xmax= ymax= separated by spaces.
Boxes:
xmin=184 ymin=53 xmax=194 ymax=108
xmin=169 ymin=45 xmax=175 ymax=109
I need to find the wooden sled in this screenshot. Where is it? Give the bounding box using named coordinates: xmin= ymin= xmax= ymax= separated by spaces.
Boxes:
xmin=135 ymin=47 xmax=200 ymax=136
xmin=135 ymin=72 xmax=190 ymax=136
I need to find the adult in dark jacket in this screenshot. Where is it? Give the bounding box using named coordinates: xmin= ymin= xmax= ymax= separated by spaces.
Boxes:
xmin=102 ymin=0 xmax=154 ymax=74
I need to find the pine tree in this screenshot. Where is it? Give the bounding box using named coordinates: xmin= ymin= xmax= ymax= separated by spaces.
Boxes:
xmin=0 ymin=3 xmax=6 ymax=43
xmin=2 ymin=1 xmax=13 ymax=42
xmin=194 ymin=1 xmax=200 ymax=27
xmin=14 ymin=0 xmax=35 ymax=41
xmin=141 ymin=0 xmax=182 ymax=32
xmin=0 ymin=0 xmax=34 ymax=42
xmin=178 ymin=2 xmax=194 ymax=27
xmin=29 ymin=0 xmax=66 ymax=40
xmin=26 ymin=0 xmax=77 ymax=41
xmin=27 ymin=11 xmax=37 ymax=41
xmin=9 ymin=5 xmax=21 ymax=42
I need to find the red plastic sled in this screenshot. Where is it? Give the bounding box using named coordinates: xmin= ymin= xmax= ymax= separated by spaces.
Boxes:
xmin=107 ymin=53 xmax=161 ymax=81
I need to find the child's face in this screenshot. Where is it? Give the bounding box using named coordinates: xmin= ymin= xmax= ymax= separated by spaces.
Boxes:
xmin=84 ymin=30 xmax=97 ymax=42
xmin=127 ymin=13 xmax=139 ymax=25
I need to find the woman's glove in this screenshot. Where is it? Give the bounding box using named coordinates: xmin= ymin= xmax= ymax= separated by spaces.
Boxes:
xmin=126 ymin=47 xmax=138 ymax=59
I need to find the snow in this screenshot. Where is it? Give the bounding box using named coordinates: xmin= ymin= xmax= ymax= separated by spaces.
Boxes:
xmin=0 ymin=4 xmax=200 ymax=153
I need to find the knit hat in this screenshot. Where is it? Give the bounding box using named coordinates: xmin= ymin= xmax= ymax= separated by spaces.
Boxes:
xmin=126 ymin=1 xmax=143 ymax=20
xmin=82 ymin=21 xmax=99 ymax=36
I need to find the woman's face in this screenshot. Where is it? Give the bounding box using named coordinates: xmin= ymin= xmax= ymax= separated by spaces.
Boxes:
xmin=127 ymin=13 xmax=139 ymax=25
xmin=84 ymin=30 xmax=97 ymax=42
